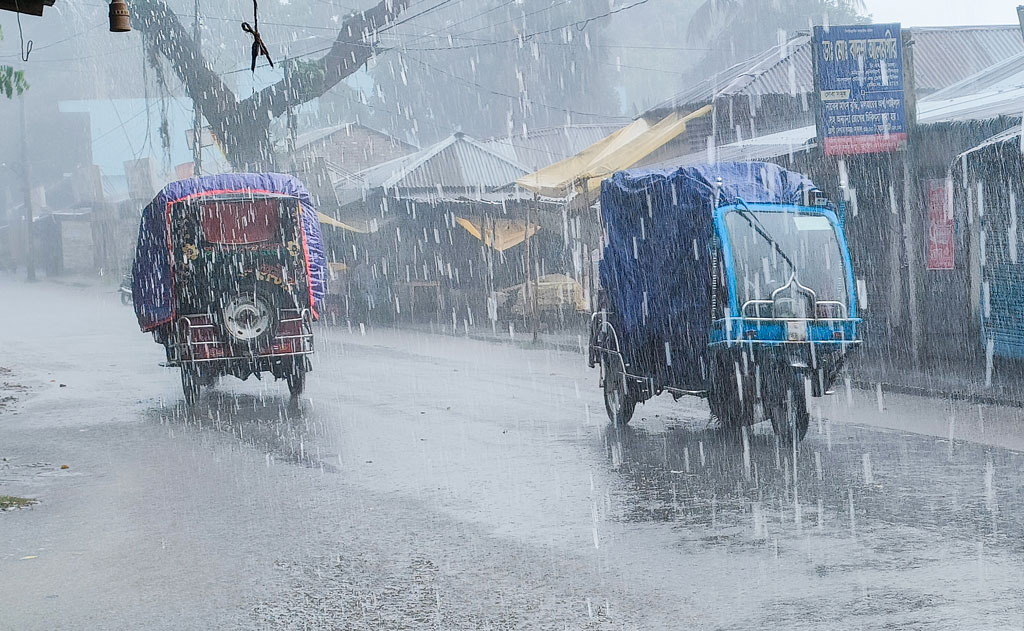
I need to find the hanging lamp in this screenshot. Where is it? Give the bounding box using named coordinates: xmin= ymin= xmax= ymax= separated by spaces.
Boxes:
xmin=109 ymin=0 xmax=131 ymax=32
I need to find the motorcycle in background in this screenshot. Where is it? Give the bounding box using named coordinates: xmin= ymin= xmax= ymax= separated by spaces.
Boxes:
xmin=118 ymin=272 xmax=133 ymax=306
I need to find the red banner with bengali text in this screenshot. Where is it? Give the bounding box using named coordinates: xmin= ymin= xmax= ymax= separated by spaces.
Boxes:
xmin=925 ymin=178 xmax=954 ymax=270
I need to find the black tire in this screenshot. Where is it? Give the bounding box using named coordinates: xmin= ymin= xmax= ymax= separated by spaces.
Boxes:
xmin=709 ymin=391 xmax=744 ymax=430
xmin=708 ymin=362 xmax=751 ymax=430
xmin=286 ymin=361 xmax=306 ymax=398
xmin=769 ymin=373 xmax=810 ymax=443
xmin=199 ymin=370 xmax=219 ymax=388
xmin=603 ymin=355 xmax=635 ymax=426
xmin=181 ymin=366 xmax=200 ymax=407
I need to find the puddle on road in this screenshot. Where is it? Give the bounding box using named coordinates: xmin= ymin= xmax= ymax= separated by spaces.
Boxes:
xmin=146 ymin=391 xmax=342 ymax=474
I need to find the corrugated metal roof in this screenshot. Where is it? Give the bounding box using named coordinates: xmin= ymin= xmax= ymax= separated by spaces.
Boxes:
xmin=337 ymin=133 xmax=530 ymax=202
xmin=919 ymin=87 xmax=1024 ymax=124
xmin=291 ymin=123 xmax=355 ymax=150
xmin=927 ymin=51 xmax=1024 ymax=100
xmin=282 ymin=122 xmax=417 ymax=152
xmin=646 ymin=36 xmax=812 ymax=114
xmin=958 ymin=125 xmax=1023 ymax=160
xmin=913 ymin=26 xmax=1024 ymax=94
xmin=649 ymin=125 xmax=817 ymax=169
xmin=483 ymin=124 xmax=625 ymax=171
xmin=915 ymin=46 xmax=1024 ymax=124
xmin=648 ymin=25 xmax=1024 ymax=115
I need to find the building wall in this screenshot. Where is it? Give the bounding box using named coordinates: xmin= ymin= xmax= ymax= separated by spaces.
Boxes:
xmin=957 ymin=135 xmax=1024 ymax=364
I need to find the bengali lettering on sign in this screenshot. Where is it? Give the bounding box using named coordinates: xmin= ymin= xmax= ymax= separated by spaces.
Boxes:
xmin=925 ymin=179 xmax=954 ymax=270
xmin=813 ymin=23 xmax=909 ymax=156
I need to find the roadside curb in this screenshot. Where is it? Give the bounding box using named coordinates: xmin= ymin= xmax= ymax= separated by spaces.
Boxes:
xmin=444 ymin=329 xmax=585 ymax=355
xmin=379 ymin=322 xmax=586 ymax=355
xmin=385 ymin=323 xmax=1024 ymax=408
xmin=848 ymin=378 xmax=1024 ymax=409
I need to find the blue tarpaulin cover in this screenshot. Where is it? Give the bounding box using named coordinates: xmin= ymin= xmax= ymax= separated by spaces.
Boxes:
xmin=599 ymin=161 xmax=816 ymax=388
xmin=132 ymin=173 xmax=327 ymax=332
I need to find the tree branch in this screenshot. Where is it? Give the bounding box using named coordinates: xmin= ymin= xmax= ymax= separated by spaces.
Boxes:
xmin=130 ymin=0 xmax=239 ymax=127
xmin=127 ymin=0 xmax=410 ymax=170
xmin=246 ymin=0 xmax=410 ymax=120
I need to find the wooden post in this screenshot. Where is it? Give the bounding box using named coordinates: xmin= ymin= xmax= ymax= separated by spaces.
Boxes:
xmin=902 ymin=31 xmax=922 ymax=367
xmin=575 ymin=178 xmax=599 ymax=313
xmin=487 ymin=211 xmax=496 ymax=332
xmin=526 ymin=200 xmax=538 ymax=343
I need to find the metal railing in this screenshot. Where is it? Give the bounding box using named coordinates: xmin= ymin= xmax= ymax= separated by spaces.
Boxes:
xmin=740 ymin=299 xmax=850 ymax=321
xmin=168 ymin=308 xmax=313 ymax=365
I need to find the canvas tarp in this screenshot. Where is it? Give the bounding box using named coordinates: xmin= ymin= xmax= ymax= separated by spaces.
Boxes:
xmin=132 ymin=173 xmax=327 ymax=331
xmin=600 ymin=161 xmax=816 ymax=389
xmin=454 ymin=216 xmax=540 ymax=252
xmin=318 ymin=212 xmax=378 ymax=233
xmin=516 ymin=105 xmax=712 ymax=199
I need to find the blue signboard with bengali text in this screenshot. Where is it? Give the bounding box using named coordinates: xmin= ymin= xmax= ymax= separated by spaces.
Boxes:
xmin=813 ymin=23 xmax=908 ymax=155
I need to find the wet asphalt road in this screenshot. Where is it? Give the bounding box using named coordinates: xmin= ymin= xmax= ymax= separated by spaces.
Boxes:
xmin=2 ymin=277 xmax=1024 ymax=630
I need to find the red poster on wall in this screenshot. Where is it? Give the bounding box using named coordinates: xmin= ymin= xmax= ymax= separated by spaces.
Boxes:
xmin=926 ymin=179 xmax=954 ymax=270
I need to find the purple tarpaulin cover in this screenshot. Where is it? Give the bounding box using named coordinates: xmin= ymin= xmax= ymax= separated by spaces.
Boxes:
xmin=132 ymin=173 xmax=326 ymax=331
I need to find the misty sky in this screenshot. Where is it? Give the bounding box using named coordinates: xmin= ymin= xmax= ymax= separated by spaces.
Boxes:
xmin=863 ymin=0 xmax=1017 ymax=26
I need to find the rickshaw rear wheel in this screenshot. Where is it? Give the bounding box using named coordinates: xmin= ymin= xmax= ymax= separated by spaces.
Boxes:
xmin=603 ymin=355 xmax=635 ymax=426
xmin=286 ymin=361 xmax=306 ymax=398
xmin=769 ymin=375 xmax=810 ymax=443
xmin=709 ymin=391 xmax=745 ymax=430
xmin=180 ymin=366 xmax=200 ymax=407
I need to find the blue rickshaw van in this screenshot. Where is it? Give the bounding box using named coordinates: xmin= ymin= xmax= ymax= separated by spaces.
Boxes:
xmin=588 ymin=162 xmax=861 ymax=442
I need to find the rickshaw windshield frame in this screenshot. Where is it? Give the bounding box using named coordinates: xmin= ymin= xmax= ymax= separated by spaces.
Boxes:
xmin=714 ymin=202 xmax=857 ymax=320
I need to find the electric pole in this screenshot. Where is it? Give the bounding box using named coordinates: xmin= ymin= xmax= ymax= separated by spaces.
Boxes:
xmin=285 ymin=59 xmax=298 ymax=172
xmin=19 ymin=95 xmax=36 ymax=282
xmin=192 ymin=0 xmax=203 ymax=176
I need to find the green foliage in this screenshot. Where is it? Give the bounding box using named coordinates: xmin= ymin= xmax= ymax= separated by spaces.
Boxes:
xmin=0 ymin=66 xmax=29 ymax=99
xmin=290 ymin=58 xmax=327 ymax=89
xmin=0 ymin=25 xmax=30 ymax=99
xmin=0 ymin=495 xmax=36 ymax=509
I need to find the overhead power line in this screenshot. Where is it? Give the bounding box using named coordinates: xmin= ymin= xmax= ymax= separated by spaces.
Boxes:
xmin=399 ymin=0 xmax=519 ymax=47
xmin=403 ymin=54 xmax=629 ymax=121
xmin=440 ymin=0 xmax=573 ymax=40
xmin=396 ymin=0 xmax=654 ymax=51
xmin=377 ymin=0 xmax=460 ymax=33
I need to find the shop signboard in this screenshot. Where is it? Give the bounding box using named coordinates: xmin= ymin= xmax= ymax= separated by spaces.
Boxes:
xmin=813 ymin=23 xmax=908 ymax=155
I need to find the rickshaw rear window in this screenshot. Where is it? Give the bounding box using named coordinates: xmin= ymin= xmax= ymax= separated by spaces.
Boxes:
xmin=201 ymin=199 xmax=281 ymax=245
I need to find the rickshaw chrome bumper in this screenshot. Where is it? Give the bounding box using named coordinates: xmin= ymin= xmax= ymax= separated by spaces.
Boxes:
xmin=711 ymin=316 xmax=861 ymax=348
xmin=710 ymin=317 xmax=861 ymax=396
xmin=166 ymin=308 xmax=315 ymax=365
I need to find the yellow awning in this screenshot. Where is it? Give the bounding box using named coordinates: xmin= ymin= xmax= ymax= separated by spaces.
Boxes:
xmin=516 ymin=105 xmax=713 ymax=199
xmin=318 ymin=212 xmax=376 ymax=233
xmin=454 ymin=216 xmax=539 ymax=252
